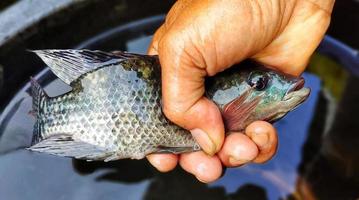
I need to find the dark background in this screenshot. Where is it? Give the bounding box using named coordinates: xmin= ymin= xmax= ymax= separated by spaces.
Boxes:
xmin=327 ymin=0 xmax=359 ymax=49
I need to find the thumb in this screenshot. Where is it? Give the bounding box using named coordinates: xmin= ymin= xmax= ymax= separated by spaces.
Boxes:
xmin=156 ymin=33 xmax=225 ymax=155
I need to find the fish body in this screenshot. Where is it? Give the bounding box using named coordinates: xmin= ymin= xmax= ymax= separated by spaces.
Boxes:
xmin=28 ymin=50 xmax=310 ymax=161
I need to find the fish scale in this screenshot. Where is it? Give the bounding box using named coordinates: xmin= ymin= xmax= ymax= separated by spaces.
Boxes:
xmin=35 ymin=57 xmax=197 ymax=160
xmin=28 ymin=49 xmax=310 ymax=161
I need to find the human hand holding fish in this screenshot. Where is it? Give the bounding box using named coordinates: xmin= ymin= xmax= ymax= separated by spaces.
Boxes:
xmin=27 ymin=0 xmax=335 ymax=183
xmin=146 ymin=0 xmax=335 ymax=182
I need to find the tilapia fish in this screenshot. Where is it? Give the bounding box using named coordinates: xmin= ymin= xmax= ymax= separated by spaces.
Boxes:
xmin=27 ymin=50 xmax=310 ymax=161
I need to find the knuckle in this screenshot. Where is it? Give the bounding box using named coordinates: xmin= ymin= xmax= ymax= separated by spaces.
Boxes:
xmin=162 ymin=103 xmax=185 ymax=124
xmin=158 ymin=34 xmax=175 ymax=50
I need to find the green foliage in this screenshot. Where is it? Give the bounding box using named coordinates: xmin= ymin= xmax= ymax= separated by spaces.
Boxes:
xmin=307 ymin=53 xmax=348 ymax=101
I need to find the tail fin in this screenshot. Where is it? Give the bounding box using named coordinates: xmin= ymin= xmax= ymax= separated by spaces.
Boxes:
xmin=30 ymin=77 xmax=49 ymax=145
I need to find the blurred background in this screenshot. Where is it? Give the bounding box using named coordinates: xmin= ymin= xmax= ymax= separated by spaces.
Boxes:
xmin=0 ymin=0 xmax=358 ymax=200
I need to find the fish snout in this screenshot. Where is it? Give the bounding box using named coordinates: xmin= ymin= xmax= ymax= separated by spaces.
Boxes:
xmin=287 ymin=77 xmax=305 ymax=94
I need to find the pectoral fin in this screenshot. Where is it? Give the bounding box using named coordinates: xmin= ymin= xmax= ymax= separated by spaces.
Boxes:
xmin=222 ymin=88 xmax=262 ymax=131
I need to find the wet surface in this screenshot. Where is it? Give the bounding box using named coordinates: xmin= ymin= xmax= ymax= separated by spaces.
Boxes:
xmin=0 ymin=16 xmax=359 ymax=200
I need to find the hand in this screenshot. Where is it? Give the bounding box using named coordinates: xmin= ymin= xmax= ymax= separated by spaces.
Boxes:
xmin=147 ymin=0 xmax=334 ymax=182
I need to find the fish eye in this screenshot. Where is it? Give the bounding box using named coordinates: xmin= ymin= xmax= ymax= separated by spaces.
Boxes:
xmin=247 ymin=71 xmax=270 ymax=91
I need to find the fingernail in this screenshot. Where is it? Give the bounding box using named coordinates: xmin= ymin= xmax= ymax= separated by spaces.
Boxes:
xmin=229 ymin=156 xmax=250 ymax=166
xmin=246 ymin=121 xmax=273 ymax=149
xmin=191 ymin=128 xmax=216 ymax=156
xmin=252 ymin=130 xmax=269 ymax=148
xmin=195 ymin=162 xmax=208 ymax=183
xmin=197 ymin=178 xmax=207 ymax=183
xmin=228 ymin=142 xmax=258 ymax=165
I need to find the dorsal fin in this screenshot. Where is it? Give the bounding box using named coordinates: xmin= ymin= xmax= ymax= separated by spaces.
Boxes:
xmin=32 ymin=49 xmax=124 ymax=84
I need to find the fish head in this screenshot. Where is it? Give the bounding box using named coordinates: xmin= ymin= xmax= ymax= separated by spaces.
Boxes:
xmin=245 ymin=67 xmax=310 ymax=122
xmin=207 ymin=64 xmax=310 ymax=131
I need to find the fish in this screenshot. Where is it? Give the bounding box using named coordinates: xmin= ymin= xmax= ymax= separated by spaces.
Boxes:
xmin=27 ymin=49 xmax=310 ymax=161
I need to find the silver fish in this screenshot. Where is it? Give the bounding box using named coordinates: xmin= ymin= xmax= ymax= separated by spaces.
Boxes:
xmin=27 ymin=50 xmax=310 ymax=161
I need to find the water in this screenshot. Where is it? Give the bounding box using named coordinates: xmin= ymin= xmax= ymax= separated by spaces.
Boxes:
xmin=0 ymin=16 xmax=358 ymax=200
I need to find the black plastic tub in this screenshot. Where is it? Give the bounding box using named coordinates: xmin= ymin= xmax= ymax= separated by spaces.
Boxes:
xmin=0 ymin=1 xmax=359 ymax=200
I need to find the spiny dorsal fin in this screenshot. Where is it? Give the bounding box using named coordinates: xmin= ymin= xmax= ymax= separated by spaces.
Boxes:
xmin=32 ymin=49 xmax=124 ymax=85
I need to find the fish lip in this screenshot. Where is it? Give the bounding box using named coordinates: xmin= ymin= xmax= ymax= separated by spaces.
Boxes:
xmin=283 ymin=77 xmax=310 ymax=102
xmin=287 ymin=77 xmax=305 ymax=95
xmin=283 ymin=87 xmax=311 ymax=102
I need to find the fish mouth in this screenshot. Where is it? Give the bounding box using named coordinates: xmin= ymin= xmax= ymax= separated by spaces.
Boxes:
xmin=267 ymin=78 xmax=310 ymax=122
xmin=283 ymin=77 xmax=310 ymax=103
xmin=287 ymin=77 xmax=305 ymax=94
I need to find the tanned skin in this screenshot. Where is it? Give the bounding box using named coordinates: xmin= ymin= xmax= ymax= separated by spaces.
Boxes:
xmin=146 ymin=0 xmax=335 ymax=183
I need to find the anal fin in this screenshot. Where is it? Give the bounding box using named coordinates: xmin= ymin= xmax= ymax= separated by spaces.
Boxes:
xmin=27 ymin=134 xmax=115 ymax=161
xmin=154 ymin=145 xmax=201 ymax=154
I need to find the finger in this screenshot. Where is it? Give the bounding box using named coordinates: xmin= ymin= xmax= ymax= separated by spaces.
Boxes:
xmin=148 ymin=0 xmax=194 ymax=55
xmin=179 ymin=151 xmax=222 ymax=183
xmin=245 ymin=121 xmax=278 ymax=163
xmin=158 ymin=33 xmax=225 ymax=155
xmin=146 ymin=153 xmax=178 ymax=172
xmin=147 ymin=25 xmax=166 ymax=55
xmin=218 ymin=132 xmax=258 ymax=167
